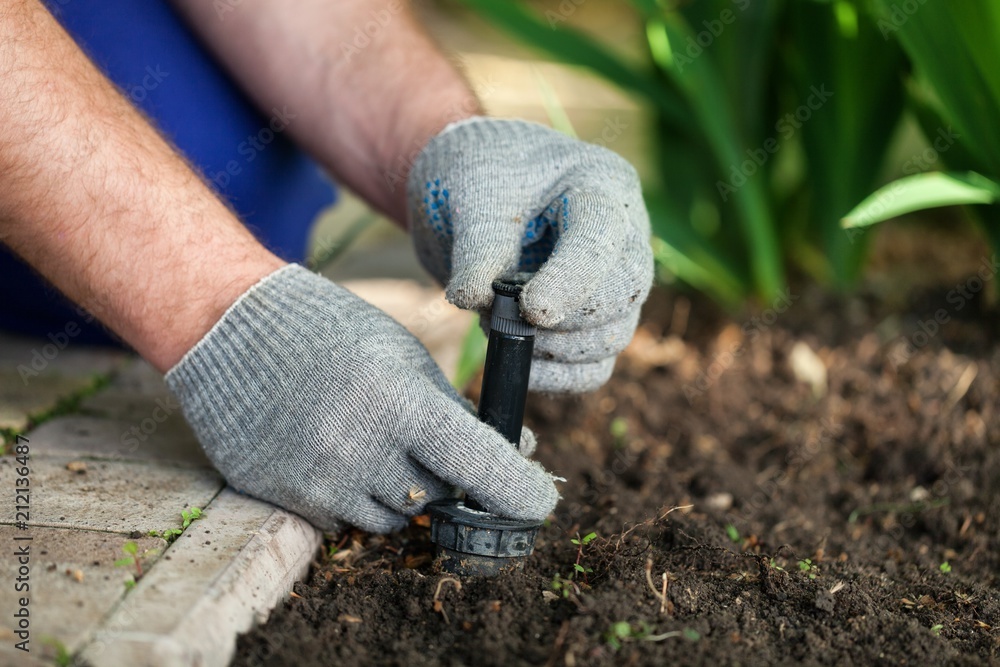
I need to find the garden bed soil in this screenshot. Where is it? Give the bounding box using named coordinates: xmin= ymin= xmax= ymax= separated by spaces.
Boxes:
xmin=234 ymin=279 xmax=1000 ymax=666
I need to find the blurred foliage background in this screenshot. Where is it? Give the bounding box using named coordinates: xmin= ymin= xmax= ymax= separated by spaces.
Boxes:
xmin=313 ymin=0 xmax=999 ymax=312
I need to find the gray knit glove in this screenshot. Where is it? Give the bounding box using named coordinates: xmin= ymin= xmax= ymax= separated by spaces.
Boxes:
xmin=165 ymin=265 xmax=558 ymax=533
xmin=408 ymin=117 xmax=654 ymax=392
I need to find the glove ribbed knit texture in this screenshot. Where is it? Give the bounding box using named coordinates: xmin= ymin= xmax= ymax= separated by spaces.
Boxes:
xmin=166 ymin=264 xmax=558 ymax=532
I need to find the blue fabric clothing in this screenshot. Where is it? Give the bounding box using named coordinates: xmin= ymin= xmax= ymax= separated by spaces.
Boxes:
xmin=0 ymin=0 xmax=335 ymax=346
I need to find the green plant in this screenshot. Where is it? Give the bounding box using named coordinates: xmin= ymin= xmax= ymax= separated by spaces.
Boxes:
xmin=149 ymin=506 xmax=205 ymax=544
xmin=844 ymin=3 xmax=1000 ymax=255
xmin=930 ymin=623 xmax=944 ymax=636
xmin=609 ymin=417 xmax=629 ymax=447
xmin=114 ymin=540 xmax=158 ymax=587
xmin=725 ymin=523 xmax=741 ymax=544
xmin=459 ymin=0 xmax=909 ymax=306
xmin=40 ymin=636 xmax=72 ymax=667
xmin=570 ymin=531 xmax=598 ymax=583
xmin=451 ymin=320 xmax=488 ymax=390
xmin=798 ymin=558 xmax=818 ymax=579
xmin=603 ymin=621 xmax=701 ymax=650
xmin=939 ymin=561 xmax=952 ymax=574
xmin=181 ymin=506 xmax=204 ymax=528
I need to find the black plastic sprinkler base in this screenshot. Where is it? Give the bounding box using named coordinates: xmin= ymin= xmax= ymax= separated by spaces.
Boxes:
xmin=429 ymin=279 xmax=541 ymax=576
xmin=427 ymin=499 xmax=541 ymax=576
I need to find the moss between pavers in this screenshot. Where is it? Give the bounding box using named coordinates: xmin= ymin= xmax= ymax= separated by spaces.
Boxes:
xmin=0 ymin=373 xmax=112 ymax=452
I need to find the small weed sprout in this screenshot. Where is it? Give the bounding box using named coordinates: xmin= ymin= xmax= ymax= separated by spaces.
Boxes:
xmin=551 ymin=532 xmax=599 ymax=599
xmin=570 ymin=532 xmax=597 ymax=583
xmin=939 ymin=561 xmax=952 ymax=573
xmin=725 ymin=523 xmax=741 ymax=544
xmin=603 ymin=621 xmax=700 ymax=650
xmin=798 ymin=558 xmax=818 ymax=579
xmin=609 ymin=417 xmax=629 ymax=448
xmin=114 ymin=541 xmax=158 ymax=590
xmin=149 ymin=507 xmax=205 ymax=544
xmin=930 ymin=624 xmax=944 ymax=636
xmin=40 ymin=636 xmax=72 ymax=667
xmin=182 ymin=506 xmax=204 ymax=528
xmin=769 ymin=558 xmax=785 ymax=572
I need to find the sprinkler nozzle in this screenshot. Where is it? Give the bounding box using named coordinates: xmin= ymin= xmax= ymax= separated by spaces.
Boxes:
xmin=428 ymin=279 xmax=542 ymax=576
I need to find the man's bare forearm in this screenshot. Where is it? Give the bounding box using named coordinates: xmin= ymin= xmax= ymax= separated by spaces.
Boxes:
xmin=0 ymin=1 xmax=284 ymax=371
xmin=171 ymin=0 xmax=482 ymax=225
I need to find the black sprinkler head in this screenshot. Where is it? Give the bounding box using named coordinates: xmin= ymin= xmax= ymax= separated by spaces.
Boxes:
xmin=427 ymin=279 xmax=542 ymax=576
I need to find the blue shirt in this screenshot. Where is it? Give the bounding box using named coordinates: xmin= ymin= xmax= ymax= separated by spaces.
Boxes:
xmin=0 ymin=0 xmax=335 ymax=345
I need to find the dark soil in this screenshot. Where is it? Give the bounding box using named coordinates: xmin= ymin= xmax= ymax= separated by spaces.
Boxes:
xmin=234 ymin=275 xmax=1000 ymax=666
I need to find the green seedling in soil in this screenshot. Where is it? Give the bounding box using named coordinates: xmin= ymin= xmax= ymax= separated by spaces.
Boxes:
xmin=769 ymin=558 xmax=785 ymax=572
xmin=799 ymin=558 xmax=819 ymax=579
xmin=114 ymin=541 xmax=158 ymax=589
xmin=848 ymin=497 xmax=949 ymax=524
xmin=603 ymin=621 xmax=700 ymax=650
xmin=725 ymin=523 xmax=741 ymax=544
xmin=609 ymin=417 xmax=629 ymax=448
xmin=931 ymin=624 xmax=944 ymax=636
xmin=550 ymin=573 xmax=577 ymax=599
xmin=570 ymin=532 xmax=597 ymax=583
xmin=939 ymin=561 xmax=952 ymax=573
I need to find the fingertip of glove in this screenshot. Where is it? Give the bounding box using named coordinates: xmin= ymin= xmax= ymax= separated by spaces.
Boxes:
xmin=480 ymin=460 xmax=559 ymax=523
xmin=445 ymin=272 xmax=495 ymax=311
xmin=520 ymin=282 xmax=568 ymax=329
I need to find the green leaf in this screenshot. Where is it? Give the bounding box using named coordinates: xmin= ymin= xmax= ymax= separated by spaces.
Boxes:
xmin=582 ymin=532 xmax=598 ymax=545
xmin=113 ymin=557 xmax=134 ymax=568
xmin=843 ymin=172 xmax=1000 ymax=229
xmin=939 ymin=561 xmax=952 ymax=573
xmin=725 ymin=523 xmax=741 ymax=543
xmin=456 ymin=0 xmax=690 ymax=127
xmin=451 ymin=320 xmax=488 ymax=390
xmin=872 ymin=1 xmax=1000 ymax=178
xmin=683 ymin=628 xmax=702 ymax=642
xmin=651 ymin=14 xmax=784 ymax=300
xmin=786 ymin=0 xmax=906 ymax=287
xmin=122 ymin=541 xmax=138 ymax=556
xmin=574 ymin=563 xmax=586 ymax=573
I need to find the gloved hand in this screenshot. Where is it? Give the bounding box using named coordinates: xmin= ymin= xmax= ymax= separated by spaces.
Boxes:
xmin=165 ymin=264 xmax=558 ymax=533
xmin=408 ymin=117 xmax=654 ymax=393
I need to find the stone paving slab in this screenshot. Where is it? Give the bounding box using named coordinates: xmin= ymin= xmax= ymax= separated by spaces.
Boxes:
xmin=0 ymin=456 xmax=222 ymax=533
xmin=0 ymin=333 xmax=127 ymax=433
xmin=0 ymin=277 xmax=468 ymax=665
xmin=79 ymin=490 xmax=320 ymax=667
xmin=0 ymin=527 xmax=165 ymax=658
xmin=27 ymin=416 xmax=209 ymax=468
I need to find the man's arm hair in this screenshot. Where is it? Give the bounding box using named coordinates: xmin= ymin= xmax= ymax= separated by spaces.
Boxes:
xmin=0 ymin=0 xmax=283 ymax=371
xmin=170 ymin=0 xmax=483 ymax=226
